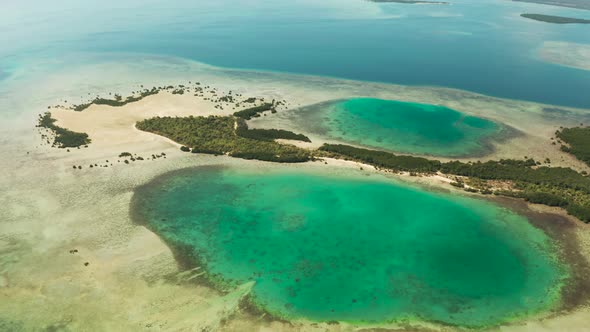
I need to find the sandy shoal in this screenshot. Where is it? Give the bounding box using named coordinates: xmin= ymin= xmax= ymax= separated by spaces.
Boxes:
xmin=538 ymin=41 xmax=590 ymax=72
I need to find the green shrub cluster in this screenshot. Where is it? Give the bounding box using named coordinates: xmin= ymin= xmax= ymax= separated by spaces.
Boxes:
xmin=74 ymin=88 xmax=160 ymax=112
xmin=136 ymin=115 xmax=310 ymax=163
xmin=37 ymin=112 xmax=91 ymax=148
xmin=556 ymin=126 xmax=590 ymax=166
xmin=523 ymin=192 xmax=569 ymax=207
xmin=566 ymin=204 xmax=590 ymax=222
xmin=235 ymin=119 xmax=311 ymax=142
xmin=233 ymin=103 xmax=274 ymax=120
xmin=319 ymin=144 xmax=441 ymax=172
xmin=521 ymin=13 xmax=590 ymax=24
xmin=440 ymin=161 xmax=590 ymax=192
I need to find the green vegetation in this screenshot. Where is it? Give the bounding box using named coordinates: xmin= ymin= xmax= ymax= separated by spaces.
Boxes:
xmin=219 ymin=95 xmax=234 ymax=103
xmin=521 ymin=14 xmax=590 ymax=24
xmin=319 ymin=144 xmax=441 ymax=172
xmin=319 ymin=144 xmax=590 ymax=222
xmin=73 ymin=88 xmax=160 ymax=112
xmin=557 ymin=126 xmax=590 ymax=166
xmin=513 ymin=0 xmax=590 ymax=10
xmin=233 ymin=103 xmax=275 ymax=120
xmin=136 ymin=115 xmax=310 ymax=163
xmin=37 ymin=112 xmax=91 ymax=148
xmin=242 ymin=97 xmax=258 ymax=103
xmin=235 ymin=119 xmax=311 ymax=142
xmin=522 ymin=192 xmax=569 ymax=207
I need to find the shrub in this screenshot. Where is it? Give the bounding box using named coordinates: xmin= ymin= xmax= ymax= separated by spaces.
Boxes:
xmin=523 ymin=192 xmax=568 ymax=207
xmin=233 ymin=103 xmax=274 ymax=120
xmin=235 ymin=119 xmax=311 ymax=142
xmin=37 ymin=112 xmax=91 ymax=148
xmin=136 ymin=115 xmax=311 ymax=163
xmin=556 ymin=126 xmax=590 ymax=166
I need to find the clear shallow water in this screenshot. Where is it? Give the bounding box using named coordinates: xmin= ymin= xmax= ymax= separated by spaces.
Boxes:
xmin=301 ymin=98 xmax=507 ymax=157
xmin=133 ymin=166 xmax=567 ymax=328
xmin=0 ymin=0 xmax=590 ymax=108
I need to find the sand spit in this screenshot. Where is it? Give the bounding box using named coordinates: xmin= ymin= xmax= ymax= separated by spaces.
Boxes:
xmin=1 ymin=58 xmax=590 ymax=331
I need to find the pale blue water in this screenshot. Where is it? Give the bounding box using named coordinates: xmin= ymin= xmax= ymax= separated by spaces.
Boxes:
xmin=0 ymin=0 xmax=589 ymax=107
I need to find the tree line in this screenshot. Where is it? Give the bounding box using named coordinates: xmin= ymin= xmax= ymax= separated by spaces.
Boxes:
xmin=319 ymin=143 xmax=590 ymax=222
xmin=235 ymin=118 xmax=311 ymax=142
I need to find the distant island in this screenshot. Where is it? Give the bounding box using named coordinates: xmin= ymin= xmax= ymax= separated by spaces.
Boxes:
xmin=521 ymin=13 xmax=590 ymax=24
xmin=512 ymin=0 xmax=590 ymax=10
xmin=368 ymin=0 xmax=449 ymax=4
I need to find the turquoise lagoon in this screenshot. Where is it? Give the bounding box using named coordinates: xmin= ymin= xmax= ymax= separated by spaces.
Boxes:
xmin=132 ymin=166 xmax=567 ymax=328
xmin=298 ymin=98 xmax=508 ymax=157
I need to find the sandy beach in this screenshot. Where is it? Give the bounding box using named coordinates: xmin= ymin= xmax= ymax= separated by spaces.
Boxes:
xmin=1 ymin=60 xmax=590 ymax=331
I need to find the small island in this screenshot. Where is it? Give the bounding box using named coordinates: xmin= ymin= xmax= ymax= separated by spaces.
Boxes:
xmin=521 ymin=13 xmax=590 ymax=24
xmin=513 ymin=0 xmax=590 ymax=11
xmin=368 ymin=0 xmax=449 ymax=4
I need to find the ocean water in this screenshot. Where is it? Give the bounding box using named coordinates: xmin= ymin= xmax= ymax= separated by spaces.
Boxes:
xmin=299 ymin=98 xmax=506 ymax=157
xmin=132 ymin=166 xmax=567 ymax=328
xmin=0 ymin=0 xmax=589 ymax=108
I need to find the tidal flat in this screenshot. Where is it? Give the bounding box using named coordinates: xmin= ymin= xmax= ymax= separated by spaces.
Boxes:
xmin=2 ymin=0 xmax=590 ymax=329
xmin=1 ymin=56 xmax=590 ymax=331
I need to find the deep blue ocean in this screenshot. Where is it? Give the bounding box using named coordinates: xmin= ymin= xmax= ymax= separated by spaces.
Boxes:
xmin=1 ymin=0 xmax=589 ymax=107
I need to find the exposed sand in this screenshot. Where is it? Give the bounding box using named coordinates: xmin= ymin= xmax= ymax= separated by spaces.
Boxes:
xmin=538 ymin=41 xmax=590 ymax=72
xmin=2 ymin=59 xmax=590 ymax=331
xmin=52 ymin=92 xmax=235 ymax=153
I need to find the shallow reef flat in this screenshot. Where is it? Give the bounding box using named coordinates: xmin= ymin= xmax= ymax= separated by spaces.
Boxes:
xmin=538 ymin=41 xmax=590 ymax=72
xmin=2 ymin=56 xmax=590 ymax=331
